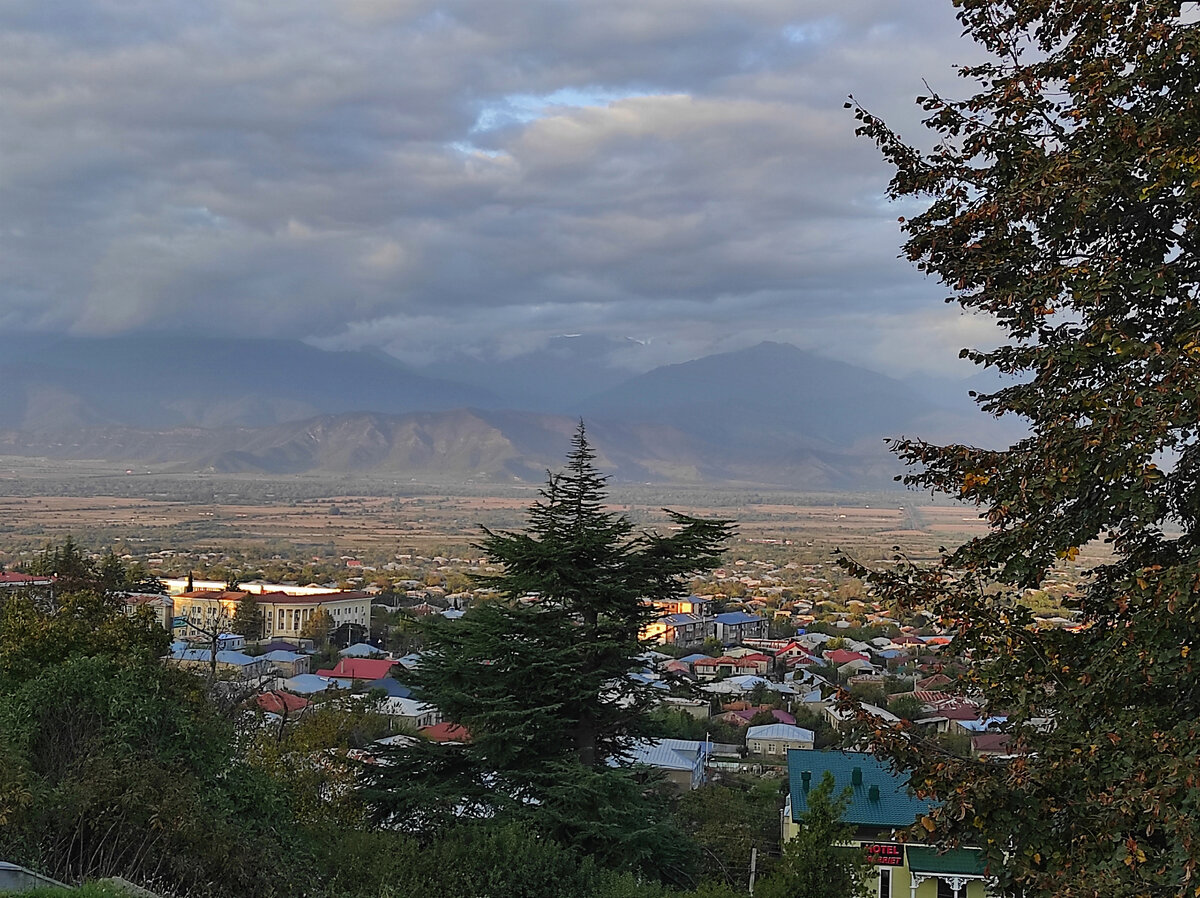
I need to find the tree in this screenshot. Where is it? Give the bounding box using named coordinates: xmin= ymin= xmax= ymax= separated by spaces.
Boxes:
xmin=754 ymin=771 xmax=867 ymax=898
xmin=231 ymin=593 xmax=263 ymax=641
xmin=887 ymin=694 xmax=925 ymax=724
xmin=28 ymin=536 xmax=96 ymax=598
xmin=301 ymin=607 xmax=334 ymax=646
xmin=0 ymin=593 xmax=298 ymax=896
xmin=845 ymin=2 xmax=1200 ymax=895
xmin=364 ymin=424 xmax=733 ymax=881
xmin=676 ymin=779 xmax=783 ymax=888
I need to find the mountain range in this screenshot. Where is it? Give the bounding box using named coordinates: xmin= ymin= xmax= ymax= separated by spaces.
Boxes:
xmin=0 ymin=336 xmax=1021 ymax=488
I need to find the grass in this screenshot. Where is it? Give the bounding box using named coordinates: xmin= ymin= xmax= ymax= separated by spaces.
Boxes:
xmin=0 ymin=884 xmax=135 ymax=897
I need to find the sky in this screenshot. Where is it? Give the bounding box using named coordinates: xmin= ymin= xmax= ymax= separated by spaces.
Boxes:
xmin=0 ymin=0 xmax=998 ymax=377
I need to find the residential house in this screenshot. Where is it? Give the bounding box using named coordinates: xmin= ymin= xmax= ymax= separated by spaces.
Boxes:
xmin=734 ymin=652 xmax=772 ymax=675
xmin=364 ymin=676 xmax=412 ymax=698
xmin=381 ymin=696 xmax=440 ymax=731
xmin=340 ymin=642 xmax=385 ymax=658
xmin=620 ymin=738 xmax=710 ymax=791
xmin=643 ymin=612 xmax=715 ymax=647
xmin=420 ymin=722 xmax=470 ymax=743
xmin=783 ymin=750 xmax=989 ymax=898
xmin=713 ymin=611 xmax=767 ymax=646
xmin=718 ymin=707 xmax=796 ymax=728
xmin=169 ymin=647 xmax=268 ymax=680
xmin=659 ymin=696 xmax=709 ymax=719
xmin=316 ymin=657 xmax=397 ymax=684
xmin=282 ymin=673 xmax=338 ymax=695
xmin=255 ymin=691 xmax=309 ymax=716
xmin=216 ymin=633 xmax=246 ymax=651
xmin=825 ymin=702 xmax=900 ymax=731
xmin=694 ymin=655 xmax=762 ymax=680
xmin=262 ymin=649 xmax=309 ymax=678
xmin=652 ymin=595 xmax=713 ymax=617
xmin=824 ymin=648 xmax=871 ymax=667
xmin=0 ymin=572 xmax=54 ymax=589
xmin=747 ymin=723 xmax=815 ymax=756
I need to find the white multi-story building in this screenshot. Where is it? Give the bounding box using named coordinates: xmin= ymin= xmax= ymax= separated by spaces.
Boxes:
xmin=173 ymin=588 xmax=371 ymax=640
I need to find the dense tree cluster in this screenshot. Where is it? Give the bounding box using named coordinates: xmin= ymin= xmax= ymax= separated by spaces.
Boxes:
xmin=846 ymin=1 xmax=1200 ymax=895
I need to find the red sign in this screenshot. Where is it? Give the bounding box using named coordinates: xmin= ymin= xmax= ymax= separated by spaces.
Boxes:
xmin=863 ymin=843 xmax=904 ymax=866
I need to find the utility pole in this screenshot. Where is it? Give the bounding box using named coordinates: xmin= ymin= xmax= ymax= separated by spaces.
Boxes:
xmin=748 ymin=846 xmax=758 ymax=895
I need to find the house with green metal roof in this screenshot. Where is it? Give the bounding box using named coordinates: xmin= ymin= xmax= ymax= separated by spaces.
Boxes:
xmin=784 ymin=750 xmax=991 ymax=898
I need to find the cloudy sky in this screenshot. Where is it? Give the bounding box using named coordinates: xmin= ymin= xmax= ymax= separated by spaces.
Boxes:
xmin=0 ymin=1 xmax=997 ymax=376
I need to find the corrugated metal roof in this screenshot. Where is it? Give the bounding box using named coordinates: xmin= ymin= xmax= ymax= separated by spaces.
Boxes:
xmin=786 ymin=750 xmax=934 ymax=828
xmin=714 ymin=611 xmax=763 ymax=624
xmin=618 ymin=738 xmax=707 ymax=772
xmin=906 ymin=846 xmax=988 ymax=875
xmin=747 ymin=723 xmax=814 ymax=741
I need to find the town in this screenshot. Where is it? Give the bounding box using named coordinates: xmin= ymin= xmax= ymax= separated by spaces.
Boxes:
xmin=0 ymin=521 xmax=1086 ymax=898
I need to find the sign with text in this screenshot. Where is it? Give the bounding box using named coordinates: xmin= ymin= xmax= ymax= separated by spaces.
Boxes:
xmin=863 ymin=843 xmax=904 ymax=866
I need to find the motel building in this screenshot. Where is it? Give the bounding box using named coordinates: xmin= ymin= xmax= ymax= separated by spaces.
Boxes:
xmin=173 ymin=588 xmax=371 ymax=641
xmin=783 ymin=750 xmax=989 ymax=898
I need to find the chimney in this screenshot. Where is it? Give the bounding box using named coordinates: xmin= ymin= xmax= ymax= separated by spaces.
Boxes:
xmin=187 ymin=571 xmax=194 ymax=592
xmin=868 ymin=785 xmax=880 ymax=802
xmin=851 ymin=766 xmax=863 ymax=787
xmin=801 ymin=770 xmax=812 ymax=792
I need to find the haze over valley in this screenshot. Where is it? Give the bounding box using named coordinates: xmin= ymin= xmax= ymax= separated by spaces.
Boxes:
xmin=0 ymin=337 xmax=1021 ymax=489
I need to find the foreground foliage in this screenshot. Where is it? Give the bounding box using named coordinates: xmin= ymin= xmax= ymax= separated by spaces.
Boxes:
xmin=848 ymin=1 xmax=1200 ymax=895
xmin=363 ymin=426 xmax=734 ymax=883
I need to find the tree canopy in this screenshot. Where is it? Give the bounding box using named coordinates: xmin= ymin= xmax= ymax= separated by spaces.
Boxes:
xmin=846 ymin=1 xmax=1200 ymax=895
xmin=364 ymin=425 xmax=733 ymax=882
xmin=230 ymin=593 xmax=263 ymax=641
xmin=754 ymin=771 xmax=866 ymax=898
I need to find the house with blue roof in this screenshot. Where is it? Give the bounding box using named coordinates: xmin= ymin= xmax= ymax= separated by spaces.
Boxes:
xmin=615 ymin=738 xmax=710 ymax=791
xmin=168 ymin=647 xmax=267 ymax=680
xmin=261 ymin=649 xmax=309 ymax=677
xmin=746 ymin=723 xmax=814 ymax=756
xmin=713 ymin=611 xmax=766 ymax=646
xmin=784 ymin=750 xmax=990 ymax=898
xmin=282 ymin=673 xmax=338 ymax=695
xmin=339 ymin=641 xmax=385 ymax=658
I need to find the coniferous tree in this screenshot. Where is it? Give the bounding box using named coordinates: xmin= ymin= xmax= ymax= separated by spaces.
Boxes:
xmin=846 ymin=2 xmax=1200 ymax=894
xmin=363 ymin=425 xmax=733 ymax=881
xmin=231 ymin=593 xmax=263 ymax=641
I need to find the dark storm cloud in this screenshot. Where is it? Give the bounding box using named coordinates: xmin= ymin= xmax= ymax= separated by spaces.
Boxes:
xmin=0 ymin=0 xmax=990 ymax=374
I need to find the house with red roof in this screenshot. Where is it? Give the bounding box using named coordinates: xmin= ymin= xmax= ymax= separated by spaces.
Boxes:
xmin=824 ymin=649 xmax=871 ymax=666
xmin=315 ymin=657 xmax=397 ymax=682
xmin=737 ymin=653 xmax=772 ymax=676
xmin=255 ymin=691 xmax=309 ymax=715
xmin=420 ymin=722 xmax=471 ymax=743
xmin=774 ymin=641 xmax=815 ymax=661
xmin=693 ymin=655 xmax=762 ymax=680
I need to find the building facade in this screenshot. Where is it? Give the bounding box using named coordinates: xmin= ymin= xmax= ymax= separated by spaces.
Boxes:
xmin=783 ymin=750 xmax=990 ymax=898
xmin=173 ymin=589 xmax=371 ymax=641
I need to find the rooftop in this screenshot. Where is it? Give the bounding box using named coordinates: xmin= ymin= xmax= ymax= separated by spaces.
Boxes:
xmin=786 ymin=750 xmax=934 ymax=828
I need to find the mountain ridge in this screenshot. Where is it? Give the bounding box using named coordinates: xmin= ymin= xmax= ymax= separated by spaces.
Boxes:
xmin=0 ymin=336 xmax=1015 ymax=488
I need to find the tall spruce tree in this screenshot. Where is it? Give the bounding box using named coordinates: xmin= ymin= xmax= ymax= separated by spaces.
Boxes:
xmin=363 ymin=425 xmax=732 ymax=880
xmin=845 ymin=2 xmax=1200 ymax=895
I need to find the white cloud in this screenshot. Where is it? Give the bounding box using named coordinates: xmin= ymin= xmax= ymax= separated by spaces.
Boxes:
xmin=0 ymin=0 xmax=986 ymax=373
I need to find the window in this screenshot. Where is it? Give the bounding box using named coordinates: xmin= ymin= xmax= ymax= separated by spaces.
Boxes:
xmin=936 ymin=880 xmax=955 ymax=898
xmin=878 ymin=868 xmax=891 ymax=898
